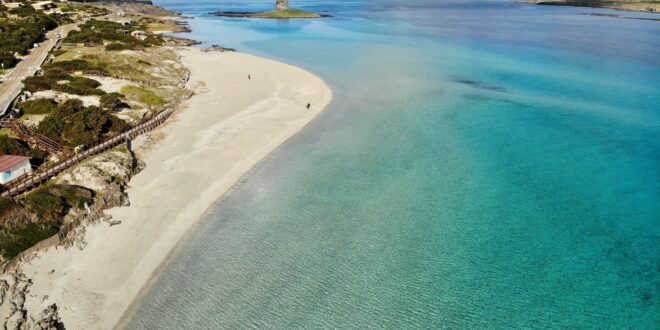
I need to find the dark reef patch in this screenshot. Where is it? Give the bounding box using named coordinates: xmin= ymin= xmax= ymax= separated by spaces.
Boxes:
xmin=450 ymin=76 xmax=508 ymax=93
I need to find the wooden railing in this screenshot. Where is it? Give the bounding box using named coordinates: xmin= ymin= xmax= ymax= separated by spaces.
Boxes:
xmin=0 ymin=106 xmax=177 ymax=198
xmin=0 ymin=119 xmax=63 ymax=154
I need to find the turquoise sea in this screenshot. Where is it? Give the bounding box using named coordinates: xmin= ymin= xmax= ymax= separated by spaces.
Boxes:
xmin=128 ymin=0 xmax=659 ymax=328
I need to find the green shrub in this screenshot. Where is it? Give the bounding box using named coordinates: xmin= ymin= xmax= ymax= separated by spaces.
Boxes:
xmin=23 ymin=184 xmax=93 ymax=220
xmin=50 ymin=59 xmax=108 ymax=75
xmin=19 ymin=98 xmax=58 ymax=114
xmin=51 ymin=49 xmax=66 ymax=58
xmin=0 ymin=50 xmax=17 ymax=69
xmin=23 ymin=71 xmax=105 ymax=96
xmin=0 ymin=6 xmax=59 ymax=55
xmin=24 ymin=190 xmax=63 ymax=220
xmin=105 ymin=43 xmax=134 ymax=51
xmin=0 ymin=185 xmax=93 ymax=259
xmin=36 ymin=99 xmax=128 ymax=147
xmin=0 ymin=136 xmax=48 ymax=160
xmin=23 ymin=76 xmax=54 ymax=93
xmin=0 ymin=222 xmax=59 ymax=260
xmin=0 ymin=199 xmax=15 ymax=217
xmin=100 ymin=92 xmax=125 ymax=110
xmin=63 ymin=19 xmax=162 ymax=49
xmin=53 ymin=76 xmax=105 ymax=96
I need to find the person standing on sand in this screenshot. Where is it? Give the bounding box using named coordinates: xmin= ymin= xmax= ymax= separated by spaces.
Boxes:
xmin=307 ymin=103 xmax=311 ymax=110
xmin=248 ymin=74 xmax=251 ymax=80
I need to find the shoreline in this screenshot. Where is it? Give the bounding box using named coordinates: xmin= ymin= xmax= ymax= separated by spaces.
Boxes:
xmin=15 ymin=47 xmax=333 ymax=329
xmin=532 ymin=1 xmax=659 ymax=13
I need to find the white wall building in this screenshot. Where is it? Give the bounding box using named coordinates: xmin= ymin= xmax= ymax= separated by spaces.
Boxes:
xmin=0 ymin=155 xmax=32 ymax=185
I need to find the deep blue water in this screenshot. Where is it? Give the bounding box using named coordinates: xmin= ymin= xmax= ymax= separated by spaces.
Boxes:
xmin=127 ymin=1 xmax=659 ymax=328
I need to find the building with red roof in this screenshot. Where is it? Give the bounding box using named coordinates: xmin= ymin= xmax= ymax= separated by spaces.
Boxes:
xmin=0 ymin=155 xmax=31 ymax=185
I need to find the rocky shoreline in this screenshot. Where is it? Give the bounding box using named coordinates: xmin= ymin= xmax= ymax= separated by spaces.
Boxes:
xmin=534 ymin=1 xmax=659 ymax=13
xmin=1 ymin=273 xmax=62 ymax=329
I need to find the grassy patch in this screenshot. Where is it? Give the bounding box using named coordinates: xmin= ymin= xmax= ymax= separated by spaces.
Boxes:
xmin=0 ymin=222 xmax=59 ymax=260
xmin=24 ymin=69 xmax=105 ymax=96
xmin=0 ymin=185 xmax=93 ymax=260
xmin=18 ymin=98 xmax=58 ymax=115
xmin=121 ymin=85 xmax=166 ymax=108
xmin=49 ymin=59 xmax=108 ymax=75
xmin=64 ymin=19 xmax=163 ymax=49
xmin=0 ymin=199 xmax=16 ymax=217
xmin=54 ymin=46 xmax=186 ymax=86
xmin=21 ymin=184 xmax=93 ymax=220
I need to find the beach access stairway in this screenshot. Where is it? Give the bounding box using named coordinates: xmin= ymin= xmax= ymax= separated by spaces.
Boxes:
xmin=0 ymin=119 xmax=63 ymax=154
xmin=0 ymin=106 xmax=177 ymax=198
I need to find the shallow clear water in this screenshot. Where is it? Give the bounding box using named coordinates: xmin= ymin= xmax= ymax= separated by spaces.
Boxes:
xmin=127 ymin=0 xmax=659 ymax=328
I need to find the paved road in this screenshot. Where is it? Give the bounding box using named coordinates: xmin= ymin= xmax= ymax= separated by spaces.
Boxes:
xmin=0 ymin=23 xmax=77 ymax=116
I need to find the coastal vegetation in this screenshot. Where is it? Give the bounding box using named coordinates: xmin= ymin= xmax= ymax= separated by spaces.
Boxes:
xmin=0 ymin=3 xmax=64 ymax=68
xmin=0 ymin=0 xmax=190 ymax=279
xmin=105 ymin=42 xmax=134 ymax=51
xmin=56 ymin=2 xmax=110 ymax=17
xmin=121 ymin=85 xmax=165 ymax=108
xmin=19 ymin=98 xmax=59 ymax=115
xmin=50 ymin=59 xmax=109 ymax=75
xmin=0 ymin=136 xmax=47 ymax=160
xmin=0 ymin=185 xmax=92 ymax=260
xmin=138 ymin=16 xmax=191 ymax=33
xmin=64 ymin=19 xmax=163 ymax=49
xmin=53 ymin=45 xmax=186 ymax=86
xmin=24 ymin=70 xmax=105 ymax=96
xmin=100 ymin=92 xmax=127 ymax=111
xmin=35 ymin=99 xmax=128 ymax=147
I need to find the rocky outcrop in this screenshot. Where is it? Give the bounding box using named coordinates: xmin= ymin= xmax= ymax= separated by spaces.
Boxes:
xmin=0 ymin=273 xmax=63 ymax=330
xmin=1 ymin=273 xmax=30 ymax=330
xmin=29 ymin=304 xmax=64 ymax=330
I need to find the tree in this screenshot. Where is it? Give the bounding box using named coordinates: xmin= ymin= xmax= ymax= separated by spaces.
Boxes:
xmin=0 ymin=51 xmax=17 ymax=69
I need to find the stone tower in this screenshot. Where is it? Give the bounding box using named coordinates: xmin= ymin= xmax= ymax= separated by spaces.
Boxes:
xmin=276 ymin=0 xmax=289 ymax=11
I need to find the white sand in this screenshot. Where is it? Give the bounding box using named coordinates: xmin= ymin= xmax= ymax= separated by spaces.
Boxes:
xmin=18 ymin=48 xmax=332 ymax=329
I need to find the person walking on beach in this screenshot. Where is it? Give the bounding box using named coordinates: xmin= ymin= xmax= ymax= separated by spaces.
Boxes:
xmin=248 ymin=74 xmax=251 ymax=80
xmin=306 ymin=102 xmax=311 ymax=110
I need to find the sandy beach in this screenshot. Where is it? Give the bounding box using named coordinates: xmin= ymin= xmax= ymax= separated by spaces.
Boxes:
xmin=15 ymin=48 xmax=332 ymax=329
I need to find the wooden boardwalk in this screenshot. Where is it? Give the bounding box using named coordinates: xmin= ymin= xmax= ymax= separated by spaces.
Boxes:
xmin=0 ymin=106 xmax=177 ymax=198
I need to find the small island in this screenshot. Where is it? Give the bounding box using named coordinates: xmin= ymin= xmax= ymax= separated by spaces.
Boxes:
xmin=211 ymin=0 xmax=327 ymax=19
